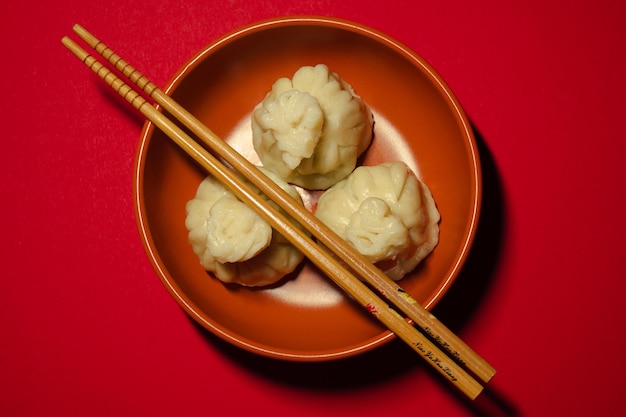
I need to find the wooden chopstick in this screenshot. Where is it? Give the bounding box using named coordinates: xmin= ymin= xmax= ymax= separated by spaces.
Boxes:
xmin=62 ymin=27 xmax=492 ymax=398
xmin=70 ymin=24 xmax=496 ymax=386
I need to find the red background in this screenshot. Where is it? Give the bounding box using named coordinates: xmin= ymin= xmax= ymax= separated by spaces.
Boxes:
xmin=3 ymin=1 xmax=625 ymax=416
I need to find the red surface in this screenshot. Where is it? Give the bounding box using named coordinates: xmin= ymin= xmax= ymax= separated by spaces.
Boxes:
xmin=2 ymin=1 xmax=625 ymax=416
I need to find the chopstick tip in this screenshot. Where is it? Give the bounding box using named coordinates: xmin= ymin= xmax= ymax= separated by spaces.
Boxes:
xmin=72 ymin=24 xmax=99 ymax=48
xmin=61 ymin=36 xmax=89 ymax=62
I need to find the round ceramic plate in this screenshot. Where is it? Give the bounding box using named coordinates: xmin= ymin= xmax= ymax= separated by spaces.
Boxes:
xmin=134 ymin=16 xmax=481 ymax=361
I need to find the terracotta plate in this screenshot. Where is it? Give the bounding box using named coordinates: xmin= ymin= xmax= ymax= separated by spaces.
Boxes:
xmin=134 ymin=16 xmax=481 ymax=361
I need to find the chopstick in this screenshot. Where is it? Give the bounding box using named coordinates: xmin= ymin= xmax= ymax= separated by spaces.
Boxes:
xmin=71 ymin=23 xmax=496 ymax=386
xmin=62 ymin=26 xmax=493 ymax=398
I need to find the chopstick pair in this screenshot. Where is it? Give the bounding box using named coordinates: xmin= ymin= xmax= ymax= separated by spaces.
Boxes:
xmin=62 ymin=24 xmax=495 ymax=399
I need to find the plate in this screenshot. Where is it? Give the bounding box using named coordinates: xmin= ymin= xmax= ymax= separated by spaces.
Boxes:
xmin=134 ymin=16 xmax=481 ymax=361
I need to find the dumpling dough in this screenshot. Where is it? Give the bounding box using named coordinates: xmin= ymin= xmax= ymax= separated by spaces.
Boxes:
xmin=185 ymin=168 xmax=306 ymax=287
xmin=314 ymin=161 xmax=440 ymax=281
xmin=251 ymin=64 xmax=374 ymax=190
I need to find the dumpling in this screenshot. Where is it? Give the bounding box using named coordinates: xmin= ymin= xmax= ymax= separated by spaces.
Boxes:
xmin=314 ymin=161 xmax=440 ymax=281
xmin=251 ymin=64 xmax=374 ymax=190
xmin=185 ymin=167 xmax=306 ymax=287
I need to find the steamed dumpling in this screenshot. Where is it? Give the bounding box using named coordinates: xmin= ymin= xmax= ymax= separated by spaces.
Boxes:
xmin=251 ymin=64 xmax=374 ymax=190
xmin=314 ymin=161 xmax=440 ymax=281
xmin=185 ymin=168 xmax=306 ymax=287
